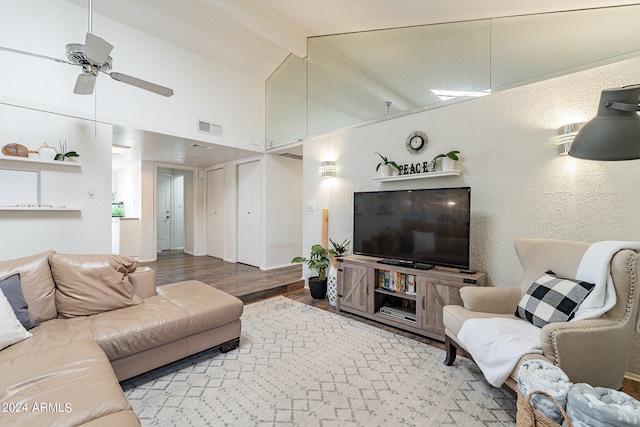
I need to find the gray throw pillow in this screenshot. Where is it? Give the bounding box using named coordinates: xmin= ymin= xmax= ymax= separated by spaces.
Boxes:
xmin=0 ymin=274 xmax=39 ymax=330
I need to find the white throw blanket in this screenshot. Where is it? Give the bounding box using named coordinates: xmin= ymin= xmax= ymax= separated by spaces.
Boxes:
xmin=574 ymin=241 xmax=640 ymax=323
xmin=458 ymin=317 xmax=542 ymax=387
xmin=517 ymin=360 xmax=573 ymax=424
xmin=567 ymin=383 xmax=640 ymax=427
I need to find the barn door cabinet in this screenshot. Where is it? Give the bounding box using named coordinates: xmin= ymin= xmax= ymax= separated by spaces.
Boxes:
xmin=336 ymin=255 xmax=487 ymax=341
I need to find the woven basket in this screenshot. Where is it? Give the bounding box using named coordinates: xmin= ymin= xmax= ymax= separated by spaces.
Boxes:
xmin=516 ymin=390 xmax=573 ymax=427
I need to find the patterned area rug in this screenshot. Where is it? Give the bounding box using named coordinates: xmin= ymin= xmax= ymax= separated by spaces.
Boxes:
xmin=121 ymin=296 xmax=516 ymax=426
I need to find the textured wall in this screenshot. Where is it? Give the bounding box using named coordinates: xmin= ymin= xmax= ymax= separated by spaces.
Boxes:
xmin=302 ymin=56 xmax=640 ymax=375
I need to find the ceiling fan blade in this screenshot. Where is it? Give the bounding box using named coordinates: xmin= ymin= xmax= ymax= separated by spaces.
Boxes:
xmin=0 ymin=45 xmax=71 ymax=65
xmin=74 ymin=73 xmax=96 ymax=95
xmin=109 ymin=72 xmax=174 ymax=97
xmin=83 ymin=33 xmax=113 ymax=64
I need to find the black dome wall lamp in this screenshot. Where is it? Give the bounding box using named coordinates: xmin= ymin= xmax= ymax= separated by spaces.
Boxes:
xmin=568 ymin=84 xmax=640 ymax=161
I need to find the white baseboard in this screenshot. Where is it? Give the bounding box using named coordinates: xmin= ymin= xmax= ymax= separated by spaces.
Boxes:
xmin=625 ymin=372 xmax=640 ymax=383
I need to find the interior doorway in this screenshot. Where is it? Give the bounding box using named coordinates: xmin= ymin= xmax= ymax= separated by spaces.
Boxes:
xmin=157 ymin=168 xmax=186 ymax=251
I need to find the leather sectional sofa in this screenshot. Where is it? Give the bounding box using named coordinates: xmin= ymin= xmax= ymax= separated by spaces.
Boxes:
xmin=0 ymin=251 xmax=244 ymax=426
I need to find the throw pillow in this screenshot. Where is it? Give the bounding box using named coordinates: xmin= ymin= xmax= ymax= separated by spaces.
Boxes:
xmin=515 ymin=271 xmax=595 ymax=328
xmin=50 ymin=254 xmax=142 ymax=319
xmin=0 ymin=274 xmax=39 ymax=329
xmin=0 ymin=288 xmax=32 ymax=350
xmin=0 ymin=250 xmax=57 ymax=323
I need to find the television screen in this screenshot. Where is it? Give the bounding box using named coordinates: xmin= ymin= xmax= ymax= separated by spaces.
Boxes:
xmin=353 ymin=187 xmax=470 ymax=269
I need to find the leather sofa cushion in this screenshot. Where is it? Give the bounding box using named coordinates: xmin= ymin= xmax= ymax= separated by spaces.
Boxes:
xmin=0 ymin=339 xmax=139 ymax=427
xmin=1 ymin=280 xmax=243 ymax=363
xmin=91 ymin=280 xmax=243 ymax=360
xmin=50 ymin=254 xmax=142 ymax=318
xmin=0 ymin=317 xmax=94 ymax=360
xmin=0 ymin=251 xmax=57 ymax=322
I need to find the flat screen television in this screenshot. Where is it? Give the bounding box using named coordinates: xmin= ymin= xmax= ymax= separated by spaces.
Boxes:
xmin=353 ymin=187 xmax=471 ymax=270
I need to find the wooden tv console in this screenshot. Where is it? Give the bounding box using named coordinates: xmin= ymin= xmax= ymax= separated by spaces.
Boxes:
xmin=336 ymin=255 xmax=487 ymax=342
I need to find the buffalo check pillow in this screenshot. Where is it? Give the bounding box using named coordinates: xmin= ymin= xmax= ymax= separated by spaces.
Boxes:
xmin=515 ymin=270 xmax=595 ymax=328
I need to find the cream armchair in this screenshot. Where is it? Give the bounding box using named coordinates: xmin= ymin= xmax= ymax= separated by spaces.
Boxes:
xmin=443 ymin=238 xmax=640 ymax=395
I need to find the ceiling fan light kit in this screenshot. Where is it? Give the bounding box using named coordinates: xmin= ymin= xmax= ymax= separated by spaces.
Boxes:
xmin=0 ymin=0 xmax=173 ymax=98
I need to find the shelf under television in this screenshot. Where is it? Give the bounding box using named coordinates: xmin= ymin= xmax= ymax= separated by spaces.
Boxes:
xmin=374 ymin=287 xmax=417 ymax=302
xmin=372 ymin=170 xmax=461 ymax=182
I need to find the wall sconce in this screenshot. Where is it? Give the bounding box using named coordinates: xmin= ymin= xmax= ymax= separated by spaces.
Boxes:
xmin=569 ymin=84 xmax=640 ymax=161
xmin=548 ymin=123 xmax=585 ymax=155
xmin=112 ymin=144 xmax=131 ymax=155
xmin=320 ymin=161 xmax=336 ymax=178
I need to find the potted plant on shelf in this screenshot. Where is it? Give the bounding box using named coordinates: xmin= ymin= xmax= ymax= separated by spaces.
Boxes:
xmin=375 ymin=152 xmax=400 ymax=177
xmin=432 ymin=150 xmax=460 ymax=171
xmin=292 ymin=244 xmax=334 ymax=299
xmin=54 ymin=140 xmax=79 ymax=162
xmin=327 ymin=238 xmax=351 ymax=306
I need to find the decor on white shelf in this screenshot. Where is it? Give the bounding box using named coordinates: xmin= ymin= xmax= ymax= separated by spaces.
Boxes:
xmin=372 ymin=169 xmax=461 ymax=182
xmin=38 ymin=144 xmax=57 ymax=161
xmin=54 ymin=139 xmax=79 ymax=162
xmin=432 ymin=150 xmax=460 ymax=171
xmin=375 ymin=152 xmax=400 ymax=177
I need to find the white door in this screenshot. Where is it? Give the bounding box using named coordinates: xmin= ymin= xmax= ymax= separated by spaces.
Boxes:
xmin=157 ymin=174 xmax=172 ymax=251
xmin=237 ymin=161 xmax=262 ymax=267
xmin=206 ymin=168 xmax=225 ymax=258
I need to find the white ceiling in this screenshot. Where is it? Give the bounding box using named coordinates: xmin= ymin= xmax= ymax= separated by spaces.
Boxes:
xmin=67 ymin=0 xmax=638 ymax=80
xmin=61 ymin=0 xmax=637 ymax=169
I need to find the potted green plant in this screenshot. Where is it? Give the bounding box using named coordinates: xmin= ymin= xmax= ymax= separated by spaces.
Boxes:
xmin=432 ymin=150 xmax=460 ymax=171
xmin=292 ymin=244 xmax=335 ymax=299
xmin=375 ymin=152 xmax=400 ymax=177
xmin=54 ymin=140 xmax=79 ymax=162
xmin=329 ymin=238 xmax=350 ymax=264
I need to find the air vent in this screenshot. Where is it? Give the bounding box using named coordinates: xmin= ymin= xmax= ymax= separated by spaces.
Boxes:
xmin=197 ymin=120 xmax=223 ymax=137
xmin=278 ymin=153 xmax=303 ymax=160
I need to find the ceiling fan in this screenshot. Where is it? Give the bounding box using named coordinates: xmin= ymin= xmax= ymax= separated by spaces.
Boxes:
xmin=0 ymin=0 xmax=173 ymax=97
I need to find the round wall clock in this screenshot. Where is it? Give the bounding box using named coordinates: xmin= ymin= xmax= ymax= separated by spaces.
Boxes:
xmin=406 ymin=131 xmax=428 ymax=154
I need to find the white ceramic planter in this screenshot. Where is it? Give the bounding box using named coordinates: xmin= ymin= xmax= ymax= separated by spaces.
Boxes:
xmin=379 ymin=164 xmax=395 ymax=177
xmin=441 ymin=157 xmax=457 ymax=171
xmin=38 ymin=145 xmax=57 ymax=161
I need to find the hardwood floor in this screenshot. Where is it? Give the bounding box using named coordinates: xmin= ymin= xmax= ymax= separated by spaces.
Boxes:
xmin=142 ymin=250 xmax=639 ymax=401
xmin=140 ymin=250 xmax=304 ymax=303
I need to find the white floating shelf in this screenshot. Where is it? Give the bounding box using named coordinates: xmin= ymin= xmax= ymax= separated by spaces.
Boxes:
xmin=0 ymin=206 xmax=81 ymax=211
xmin=373 ymin=170 xmax=461 ymax=182
xmin=0 ymin=155 xmax=82 ymax=167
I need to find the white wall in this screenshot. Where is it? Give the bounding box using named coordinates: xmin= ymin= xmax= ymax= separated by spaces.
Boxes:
xmin=207 ymin=154 xmax=302 ymax=269
xmin=1 ymin=0 xmax=267 ymax=263
xmin=173 ymin=174 xmax=185 ymax=250
xmin=264 ymin=154 xmax=303 ymax=269
xmin=302 ymin=55 xmax=640 ymax=374
xmin=303 ymin=56 xmax=640 ymax=284
xmin=0 ymin=104 xmax=111 ymax=260
xmin=0 ymin=0 xmax=265 ymax=152
xmin=113 ymin=161 xmax=141 ymax=218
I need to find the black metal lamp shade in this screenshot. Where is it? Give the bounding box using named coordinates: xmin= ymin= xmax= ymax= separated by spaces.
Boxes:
xmin=568 ymin=84 xmax=640 ymax=161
